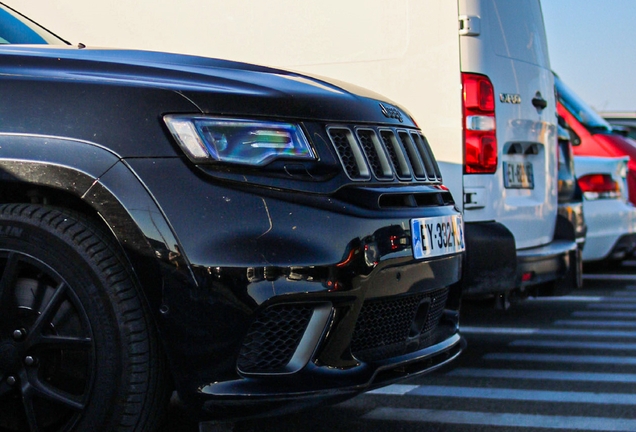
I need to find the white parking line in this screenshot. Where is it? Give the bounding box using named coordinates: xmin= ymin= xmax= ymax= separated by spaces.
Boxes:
xmin=462 ymin=327 xmax=636 ymax=338
xmin=399 ymin=385 xmax=636 ymax=405
xmin=509 ymin=339 xmax=636 ymax=351
xmin=447 ymin=367 xmax=636 ymax=383
xmin=484 ymin=353 xmax=636 ymax=365
xmin=611 ymin=291 xmax=636 ymax=296
xmin=368 ymin=384 xmax=417 ymax=395
xmin=527 ymin=296 xmax=603 ymax=302
xmin=555 ymin=319 xmax=636 ymax=328
xmin=572 ymin=311 xmax=636 ymax=318
xmin=460 ymin=326 xmax=538 ymax=335
xmin=529 ymin=295 xmax=636 ymax=303
xmin=587 ymin=303 xmax=636 ymax=310
xmin=583 ymin=274 xmax=636 ymax=281
xmin=602 ymin=297 xmax=636 ymax=303
xmin=363 ymin=408 xmax=636 ymax=431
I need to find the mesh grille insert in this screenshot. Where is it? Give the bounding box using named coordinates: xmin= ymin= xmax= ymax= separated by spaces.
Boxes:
xmin=422 ymin=288 xmax=449 ymax=334
xmin=237 ymin=304 xmax=314 ymax=374
xmin=351 ymin=287 xmax=449 ymax=362
xmin=327 ymin=128 xmax=367 ymax=180
xmin=351 ymin=293 xmax=424 ymax=353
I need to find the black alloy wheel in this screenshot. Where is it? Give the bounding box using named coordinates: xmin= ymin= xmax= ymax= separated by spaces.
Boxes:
xmin=0 ymin=251 xmax=93 ymax=431
xmin=0 ymin=204 xmax=168 ymax=432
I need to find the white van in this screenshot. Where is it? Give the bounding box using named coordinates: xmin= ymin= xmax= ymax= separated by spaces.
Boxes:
xmin=25 ymin=0 xmax=579 ymax=305
xmin=454 ymin=0 xmax=581 ymax=303
xmin=189 ymin=0 xmax=579 ymax=305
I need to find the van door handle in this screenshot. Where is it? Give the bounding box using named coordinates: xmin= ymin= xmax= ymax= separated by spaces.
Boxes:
xmin=532 ymin=94 xmax=547 ymax=110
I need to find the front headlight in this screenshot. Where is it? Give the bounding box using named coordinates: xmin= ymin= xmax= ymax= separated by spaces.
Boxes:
xmin=164 ymin=115 xmax=316 ymax=166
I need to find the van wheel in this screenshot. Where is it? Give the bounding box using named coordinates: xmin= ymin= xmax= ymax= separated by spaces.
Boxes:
xmin=0 ymin=204 xmax=168 ymax=431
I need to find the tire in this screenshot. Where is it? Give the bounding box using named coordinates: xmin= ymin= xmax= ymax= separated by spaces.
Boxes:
xmin=0 ymin=204 xmax=168 ymax=432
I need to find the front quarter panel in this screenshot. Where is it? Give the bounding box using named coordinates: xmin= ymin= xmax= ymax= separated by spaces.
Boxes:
xmin=0 ymin=132 xmax=198 ymax=314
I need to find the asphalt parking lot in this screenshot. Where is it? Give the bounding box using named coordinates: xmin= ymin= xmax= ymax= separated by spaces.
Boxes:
xmin=162 ymin=262 xmax=636 ymax=432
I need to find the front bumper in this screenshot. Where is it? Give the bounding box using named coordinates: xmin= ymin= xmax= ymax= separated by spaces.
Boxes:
xmin=168 ymin=253 xmax=464 ymax=419
xmin=199 ymin=334 xmax=464 ymax=418
xmin=124 ymin=158 xmax=464 ymax=418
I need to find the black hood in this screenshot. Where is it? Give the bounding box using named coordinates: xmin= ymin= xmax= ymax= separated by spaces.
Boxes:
xmin=0 ymin=45 xmax=415 ymax=126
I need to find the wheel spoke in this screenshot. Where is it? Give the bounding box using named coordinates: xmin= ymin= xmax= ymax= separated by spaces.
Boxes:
xmin=28 ymin=281 xmax=68 ymax=339
xmin=31 ymin=334 xmax=92 ymax=351
xmin=0 ymin=252 xmax=20 ymax=318
xmin=21 ymin=387 xmax=41 ymax=432
xmin=27 ymin=374 xmax=85 ymax=411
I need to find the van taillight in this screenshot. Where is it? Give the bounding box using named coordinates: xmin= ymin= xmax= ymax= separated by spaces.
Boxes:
xmin=577 ymin=174 xmax=621 ymax=200
xmin=462 ymin=73 xmax=497 ymax=174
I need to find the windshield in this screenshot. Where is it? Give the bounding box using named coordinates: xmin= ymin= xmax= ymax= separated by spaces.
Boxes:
xmin=555 ymin=75 xmax=612 ymax=133
xmin=0 ymin=3 xmax=68 ymax=45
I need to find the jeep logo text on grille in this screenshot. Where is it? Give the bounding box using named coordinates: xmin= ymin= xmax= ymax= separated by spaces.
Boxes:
xmin=379 ymin=103 xmax=404 ymax=122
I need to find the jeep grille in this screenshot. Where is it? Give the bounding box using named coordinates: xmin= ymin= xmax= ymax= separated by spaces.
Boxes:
xmin=327 ymin=127 xmax=442 ymax=183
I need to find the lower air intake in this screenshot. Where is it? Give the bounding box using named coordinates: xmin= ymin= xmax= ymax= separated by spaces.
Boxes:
xmin=237 ymin=304 xmax=314 ymax=374
xmin=350 ymin=288 xmax=449 ymax=362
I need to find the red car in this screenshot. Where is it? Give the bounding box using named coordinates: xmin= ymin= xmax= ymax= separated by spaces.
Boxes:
xmin=555 ymin=75 xmax=636 ymax=204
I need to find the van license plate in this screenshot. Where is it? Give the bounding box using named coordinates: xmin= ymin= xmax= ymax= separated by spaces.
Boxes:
xmin=504 ymin=161 xmax=534 ymax=189
xmin=411 ymin=215 xmax=465 ymax=259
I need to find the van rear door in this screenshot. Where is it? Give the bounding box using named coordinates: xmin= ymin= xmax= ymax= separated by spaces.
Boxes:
xmin=459 ymin=0 xmax=557 ymax=250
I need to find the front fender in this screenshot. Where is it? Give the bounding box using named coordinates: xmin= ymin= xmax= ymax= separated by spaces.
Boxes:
xmin=0 ymin=133 xmax=197 ymax=308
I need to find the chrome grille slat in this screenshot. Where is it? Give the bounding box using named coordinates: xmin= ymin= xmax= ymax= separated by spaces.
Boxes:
xmin=398 ymin=131 xmax=427 ymax=180
xmin=380 ymin=130 xmax=412 ymax=180
xmin=411 ymin=132 xmax=443 ymax=181
xmin=327 ymin=126 xmax=440 ymax=183
xmin=357 ymin=129 xmax=393 ymax=180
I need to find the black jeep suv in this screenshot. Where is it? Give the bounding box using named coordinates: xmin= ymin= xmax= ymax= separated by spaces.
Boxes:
xmin=0 ymin=4 xmax=464 ymax=431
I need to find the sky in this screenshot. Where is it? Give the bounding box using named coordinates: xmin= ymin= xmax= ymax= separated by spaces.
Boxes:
xmin=541 ymin=0 xmax=636 ymax=113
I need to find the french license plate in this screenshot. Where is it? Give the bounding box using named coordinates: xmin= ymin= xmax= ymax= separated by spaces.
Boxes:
xmin=411 ymin=215 xmax=465 ymax=259
xmin=504 ymin=161 xmax=534 ymax=189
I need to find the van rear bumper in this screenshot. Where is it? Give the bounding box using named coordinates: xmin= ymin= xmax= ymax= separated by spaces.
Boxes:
xmin=462 ymin=221 xmax=580 ymax=297
xmin=516 ymin=239 xmax=580 ymax=291
xmin=461 ymin=222 xmax=517 ymax=296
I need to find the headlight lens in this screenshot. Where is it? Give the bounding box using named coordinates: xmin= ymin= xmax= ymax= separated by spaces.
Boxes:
xmin=164 ymin=115 xmax=316 ymax=166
